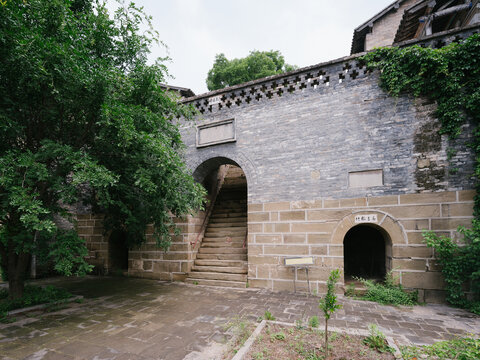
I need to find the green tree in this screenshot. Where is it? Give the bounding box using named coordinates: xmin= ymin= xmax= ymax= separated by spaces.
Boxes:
xmin=319 ymin=269 xmax=342 ymax=359
xmin=206 ymin=50 xmax=297 ymax=91
xmin=0 ymin=0 xmax=205 ymax=299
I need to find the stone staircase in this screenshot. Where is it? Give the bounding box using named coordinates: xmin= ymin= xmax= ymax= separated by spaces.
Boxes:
xmin=186 ymin=167 xmax=248 ymax=288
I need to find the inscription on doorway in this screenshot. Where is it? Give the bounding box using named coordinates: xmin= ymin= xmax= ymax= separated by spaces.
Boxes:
xmin=354 ymin=214 xmax=378 ymax=223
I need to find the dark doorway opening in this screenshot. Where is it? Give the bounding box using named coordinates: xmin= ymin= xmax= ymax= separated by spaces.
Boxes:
xmin=344 ymin=225 xmax=386 ymax=280
xmin=108 ymin=230 xmax=129 ymax=273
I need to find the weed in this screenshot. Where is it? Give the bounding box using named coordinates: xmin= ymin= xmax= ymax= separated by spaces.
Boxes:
xmin=270 ymin=332 xmax=285 ymax=341
xmin=263 ymin=310 xmax=275 ymax=321
xmin=295 ymin=318 xmax=304 ymax=330
xmin=400 ymin=336 xmax=480 ymax=359
xmin=363 ymin=324 xmax=394 ymax=353
xmin=308 ymin=315 xmax=319 ymax=328
xmin=329 ymin=331 xmax=338 ymax=342
xmin=345 ymin=282 xmax=356 ymax=297
xmin=193 ymin=281 xmax=198 ymax=285
xmin=224 ymin=315 xmax=254 ymax=354
xmin=356 ymin=269 xmax=417 ymax=306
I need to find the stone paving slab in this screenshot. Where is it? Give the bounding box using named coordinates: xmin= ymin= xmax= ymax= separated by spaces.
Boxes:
xmin=0 ymin=276 xmax=479 ymax=359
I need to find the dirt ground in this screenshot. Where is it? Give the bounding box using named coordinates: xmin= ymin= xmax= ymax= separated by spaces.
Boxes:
xmin=245 ymin=323 xmax=395 ymax=360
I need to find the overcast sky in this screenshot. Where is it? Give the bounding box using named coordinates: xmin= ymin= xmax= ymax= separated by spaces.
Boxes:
xmin=105 ymin=0 xmax=395 ymax=95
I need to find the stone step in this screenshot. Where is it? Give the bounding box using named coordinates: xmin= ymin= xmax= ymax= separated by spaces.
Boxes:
xmin=196 ymin=253 xmax=248 ymax=261
xmin=185 ymin=278 xmax=247 ymax=288
xmin=198 ymin=247 xmax=247 ymax=254
xmin=212 ymin=210 xmax=247 ymax=216
xmin=191 ymin=265 xmax=247 ymax=274
xmin=188 ymin=271 xmax=247 ymax=282
xmin=202 ymin=236 xmax=245 ymax=242
xmin=194 ymin=259 xmax=247 ymax=267
xmin=207 ymin=222 xmax=246 ymax=228
xmin=210 ymin=212 xmax=247 ymax=219
xmin=209 ymin=216 xmax=247 ymax=223
xmin=202 ymin=241 xmax=245 ymax=248
xmin=204 ymin=230 xmax=247 ymax=238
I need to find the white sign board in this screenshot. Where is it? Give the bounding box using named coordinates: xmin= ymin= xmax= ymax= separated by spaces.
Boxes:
xmin=354 ymin=214 xmax=378 ymax=223
xmin=285 ymin=257 xmax=314 ymax=266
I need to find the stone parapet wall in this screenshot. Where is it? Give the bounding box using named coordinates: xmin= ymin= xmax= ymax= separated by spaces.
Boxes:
xmin=247 ymin=190 xmax=474 ymax=303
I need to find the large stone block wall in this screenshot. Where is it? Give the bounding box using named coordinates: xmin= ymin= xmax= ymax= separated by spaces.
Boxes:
xmin=247 ymin=190 xmax=474 ymax=302
xmin=78 ymin=210 xmax=208 ymax=280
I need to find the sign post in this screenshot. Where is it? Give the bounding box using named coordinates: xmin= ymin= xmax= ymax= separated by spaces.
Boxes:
xmin=284 ymin=257 xmax=314 ymax=293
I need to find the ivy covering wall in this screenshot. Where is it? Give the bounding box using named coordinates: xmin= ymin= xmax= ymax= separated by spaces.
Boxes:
xmin=362 ymin=34 xmax=480 ymax=313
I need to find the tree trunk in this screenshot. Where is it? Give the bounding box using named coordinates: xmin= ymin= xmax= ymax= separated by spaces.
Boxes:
xmin=324 ymin=318 xmax=328 ymax=359
xmin=7 ymin=238 xmax=30 ymax=300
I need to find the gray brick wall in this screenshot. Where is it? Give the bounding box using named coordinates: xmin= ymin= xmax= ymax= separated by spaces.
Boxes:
xmin=181 ymin=68 xmax=475 ymax=204
xmin=180 ymin=30 xmax=477 ymax=205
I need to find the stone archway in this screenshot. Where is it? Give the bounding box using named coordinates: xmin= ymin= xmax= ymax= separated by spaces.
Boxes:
xmin=331 ymin=210 xmax=407 ymax=283
xmin=343 ymin=224 xmax=388 ymax=280
xmin=186 ymin=157 xmax=249 ymax=288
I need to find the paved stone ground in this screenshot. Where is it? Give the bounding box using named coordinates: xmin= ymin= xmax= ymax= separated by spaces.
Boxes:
xmin=0 ymin=276 xmax=479 ymax=360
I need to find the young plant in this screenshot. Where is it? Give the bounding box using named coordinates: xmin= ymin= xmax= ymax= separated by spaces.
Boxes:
xmin=318 ymin=269 xmax=342 ymax=359
xmin=363 ymin=324 xmax=394 ymax=353
xmin=264 ymin=310 xmax=275 ymax=321
xmin=309 ymin=315 xmax=319 ymax=328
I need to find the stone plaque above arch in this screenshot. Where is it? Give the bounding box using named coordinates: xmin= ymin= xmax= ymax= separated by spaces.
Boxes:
xmin=331 ymin=210 xmax=407 ymax=246
xmin=196 ymin=118 xmax=236 ymax=148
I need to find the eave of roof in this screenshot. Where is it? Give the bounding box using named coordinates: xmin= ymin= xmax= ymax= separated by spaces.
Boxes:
xmin=350 ymin=0 xmax=407 ymax=54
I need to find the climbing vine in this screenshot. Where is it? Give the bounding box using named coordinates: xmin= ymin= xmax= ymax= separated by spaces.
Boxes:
xmin=362 ymin=34 xmax=480 ymax=313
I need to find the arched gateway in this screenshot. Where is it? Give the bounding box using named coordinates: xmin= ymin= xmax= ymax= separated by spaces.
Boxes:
xmin=186 ymin=158 xmax=249 ymax=288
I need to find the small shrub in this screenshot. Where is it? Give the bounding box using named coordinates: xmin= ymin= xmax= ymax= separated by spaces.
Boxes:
xmin=424 ymin=227 xmax=480 ymax=314
xmin=357 ymin=270 xmax=417 ymax=306
xmin=264 ymin=310 xmax=275 ymax=321
xmin=309 ymin=315 xmax=319 ymax=328
xmin=363 ymin=324 xmax=394 ymax=354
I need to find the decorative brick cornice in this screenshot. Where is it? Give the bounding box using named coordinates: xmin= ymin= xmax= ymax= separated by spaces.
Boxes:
xmin=182 ymin=25 xmax=479 ymax=115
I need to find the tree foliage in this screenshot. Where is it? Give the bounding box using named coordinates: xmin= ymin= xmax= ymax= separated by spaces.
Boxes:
xmin=0 ymin=0 xmax=205 ymax=299
xmin=206 ymin=50 xmax=297 ymax=91
xmin=362 ymin=35 xmax=480 ymax=312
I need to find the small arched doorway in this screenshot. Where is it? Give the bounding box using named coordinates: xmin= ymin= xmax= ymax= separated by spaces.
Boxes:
xmin=343 ymin=224 xmax=389 ymax=281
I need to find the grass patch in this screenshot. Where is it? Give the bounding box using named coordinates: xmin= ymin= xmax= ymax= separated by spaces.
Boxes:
xmin=0 ymin=285 xmax=72 ymax=322
xmin=354 ymin=270 xmax=418 ymax=306
xmin=400 ymin=336 xmax=480 ymax=360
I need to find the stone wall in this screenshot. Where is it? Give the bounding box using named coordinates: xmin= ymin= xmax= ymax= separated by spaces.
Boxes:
xmin=247 ymin=190 xmax=474 ymax=302
xmin=79 ymin=27 xmax=478 ymax=302
xmin=78 ymin=210 xmax=208 ymax=280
